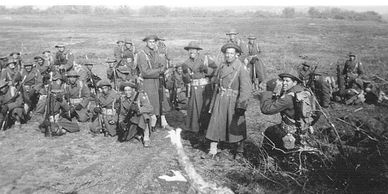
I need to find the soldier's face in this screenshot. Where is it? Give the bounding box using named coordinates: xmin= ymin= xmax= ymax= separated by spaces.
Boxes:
xmin=176 ymin=67 xmax=183 ymax=74
xmin=11 ymin=54 xmax=18 ymax=59
xmin=38 ymin=59 xmax=44 ymax=65
xmin=248 ymin=39 xmax=255 ymax=44
xmin=125 ymin=43 xmax=132 ymax=48
xmin=86 ymin=65 xmax=93 ymax=70
xmin=108 ymin=62 xmax=115 ymax=68
xmin=302 ymin=65 xmax=309 ymax=71
xmin=102 ymin=86 xmax=110 ymax=94
xmin=43 ymin=52 xmax=50 ymax=57
xmin=54 ymin=79 xmax=62 ymax=85
xmin=188 ymin=49 xmax=199 ymax=59
xmin=224 ymin=48 xmax=237 ymax=63
xmin=69 ymin=77 xmax=77 ymax=84
xmin=124 ymin=86 xmax=135 ymax=97
xmin=118 ymin=42 xmax=124 ymax=46
xmin=146 ymin=39 xmax=156 ymax=50
xmin=25 ymin=66 xmax=32 ymax=72
xmin=9 ymin=63 xmax=15 ymax=69
xmin=350 ymin=56 xmax=355 ymax=61
xmin=282 ymin=77 xmax=298 ymax=91
xmin=58 ymin=47 xmax=65 ymax=52
xmin=228 ymin=34 xmax=236 ymax=40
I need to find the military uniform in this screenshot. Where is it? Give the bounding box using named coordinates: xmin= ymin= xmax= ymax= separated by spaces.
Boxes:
xmin=117 ymin=84 xmax=153 ymax=145
xmin=0 ymin=62 xmax=22 ymax=86
xmin=0 ymin=81 xmax=25 ymax=129
xmin=89 ymin=82 xmax=120 ymax=136
xmin=64 ymin=72 xmax=91 ymax=122
xmin=20 ymin=63 xmax=43 ymax=113
xmin=166 ymin=70 xmax=187 ymax=110
xmin=107 ymin=64 xmax=136 ymax=89
xmin=206 ymin=51 xmax=251 ymax=144
xmin=53 ymin=45 xmax=74 ymax=73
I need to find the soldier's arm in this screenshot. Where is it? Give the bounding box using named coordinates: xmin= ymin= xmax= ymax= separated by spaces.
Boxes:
xmin=358 ymin=62 xmax=364 ymax=75
xmin=139 ymin=93 xmax=153 ymax=114
xmin=34 ymin=71 xmax=44 ymax=91
xmin=342 ymin=62 xmax=349 ymax=75
xmin=236 ymin=66 xmax=252 ymax=110
xmin=260 ymin=92 xmax=293 ymax=115
xmin=7 ymin=93 xmax=23 ymax=110
xmin=137 ymin=52 xmax=161 ymax=79
xmin=80 ymin=84 xmax=91 ymax=108
xmin=118 ymin=98 xmax=127 ymax=122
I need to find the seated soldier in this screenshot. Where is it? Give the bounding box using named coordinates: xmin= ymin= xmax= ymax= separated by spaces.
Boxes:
xmin=89 ymin=79 xmax=120 ymax=137
xmin=117 ymin=81 xmax=153 ymax=147
xmin=260 ymin=71 xmax=319 ymax=151
xmin=166 ymin=64 xmax=188 ymax=110
xmin=21 ymin=61 xmax=43 ymax=117
xmin=106 ymin=58 xmax=135 ymax=91
xmin=343 ymin=78 xmax=366 ymax=105
xmin=0 ymin=80 xmax=25 ymax=130
xmin=64 ymin=71 xmax=91 ymax=122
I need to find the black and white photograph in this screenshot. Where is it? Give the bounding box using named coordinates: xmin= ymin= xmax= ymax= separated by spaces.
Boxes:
xmin=0 ymin=0 xmax=387 ymax=193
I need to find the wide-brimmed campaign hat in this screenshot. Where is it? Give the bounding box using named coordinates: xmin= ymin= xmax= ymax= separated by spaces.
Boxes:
xmin=184 ymin=41 xmax=203 ymax=51
xmin=278 ymin=70 xmax=302 ymax=83
xmin=142 ymin=35 xmax=161 ymax=42
xmin=55 ymin=43 xmax=66 ymax=48
xmin=9 ymin=52 xmax=20 ymax=56
xmin=247 ymin=34 xmax=256 ymax=40
xmin=226 ymin=29 xmax=239 ymax=35
xmin=119 ymin=81 xmax=137 ymax=91
xmin=221 ymin=43 xmax=242 ymax=54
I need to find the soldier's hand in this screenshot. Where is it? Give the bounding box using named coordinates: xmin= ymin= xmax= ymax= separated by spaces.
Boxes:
xmin=75 ymin=104 xmax=83 ymax=111
xmin=235 ymin=108 xmax=246 ymax=116
xmin=94 ymin=107 xmax=102 ymax=114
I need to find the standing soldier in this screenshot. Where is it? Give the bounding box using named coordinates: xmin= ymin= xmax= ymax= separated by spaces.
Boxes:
xmin=166 ymin=64 xmax=188 ymax=111
xmin=114 ymin=40 xmax=125 ymax=61
xmin=21 ymin=61 xmax=43 ymax=115
xmin=205 ymin=43 xmax=252 ymax=159
xmin=225 ymin=29 xmax=248 ymax=64
xmin=106 ymin=58 xmax=134 ymax=90
xmin=181 ymin=41 xmax=216 ymax=135
xmin=0 ymin=80 xmax=25 ymax=130
xmin=53 ymin=44 xmax=74 ymax=74
xmin=156 ymin=38 xmax=171 ymax=68
xmin=42 ymin=50 xmax=54 ymax=67
xmin=137 ymin=35 xmax=171 ymax=131
xmin=64 ymin=71 xmax=91 ymax=122
xmin=0 ymin=56 xmax=8 ymax=71
xmin=246 ymin=35 xmax=266 ymax=90
xmin=78 ymin=63 xmax=101 ymax=95
xmin=1 ymin=61 xmax=22 ymax=88
xmin=89 ymin=80 xmax=120 ymax=137
xmin=117 ymin=81 xmax=153 ymax=147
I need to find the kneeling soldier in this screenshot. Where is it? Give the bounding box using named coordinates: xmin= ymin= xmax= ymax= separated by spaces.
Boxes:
xmin=64 ymin=71 xmax=91 ymax=122
xmin=117 ymin=81 xmax=153 ymax=147
xmin=21 ymin=61 xmax=43 ymax=116
xmin=89 ymin=80 xmax=120 ymax=137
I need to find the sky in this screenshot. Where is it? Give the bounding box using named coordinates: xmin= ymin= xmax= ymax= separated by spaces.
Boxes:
xmin=1 ymin=0 xmax=388 ymax=7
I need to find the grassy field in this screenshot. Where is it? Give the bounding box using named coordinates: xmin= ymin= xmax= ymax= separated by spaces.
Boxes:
xmin=0 ymin=15 xmax=388 ymax=193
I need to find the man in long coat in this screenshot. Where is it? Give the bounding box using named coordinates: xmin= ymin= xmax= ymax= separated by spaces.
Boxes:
xmin=181 ymin=41 xmax=216 ymax=134
xmin=64 ymin=71 xmax=91 ymax=122
xmin=137 ymin=35 xmax=170 ymax=131
xmin=206 ymin=43 xmax=252 ymax=158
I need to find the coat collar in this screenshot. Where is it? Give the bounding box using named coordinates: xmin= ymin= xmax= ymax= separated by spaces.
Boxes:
xmin=220 ymin=59 xmax=241 ymax=79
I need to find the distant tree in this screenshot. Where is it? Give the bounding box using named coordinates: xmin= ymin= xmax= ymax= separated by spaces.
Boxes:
xmin=93 ymin=6 xmax=114 ymax=15
xmin=282 ymin=7 xmax=295 ymax=18
xmin=308 ymin=7 xmax=321 ymax=18
xmin=13 ymin=6 xmax=38 ymax=14
xmin=0 ymin=6 xmax=8 ymax=14
xmin=116 ymin=5 xmax=134 ymax=15
xmin=139 ymin=6 xmax=170 ymax=17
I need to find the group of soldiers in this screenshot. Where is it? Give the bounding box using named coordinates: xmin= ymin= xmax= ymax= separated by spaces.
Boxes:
xmin=0 ymin=28 xmax=377 ymax=158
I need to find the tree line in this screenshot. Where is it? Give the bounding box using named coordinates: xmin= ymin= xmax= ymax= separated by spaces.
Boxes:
xmin=0 ymin=5 xmax=383 ymax=22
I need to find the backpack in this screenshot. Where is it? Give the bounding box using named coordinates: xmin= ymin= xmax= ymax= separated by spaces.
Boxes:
xmin=292 ymin=89 xmax=319 ymax=129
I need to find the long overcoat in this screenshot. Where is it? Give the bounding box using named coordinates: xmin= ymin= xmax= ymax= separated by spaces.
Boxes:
xmin=206 ymin=59 xmax=251 ymax=143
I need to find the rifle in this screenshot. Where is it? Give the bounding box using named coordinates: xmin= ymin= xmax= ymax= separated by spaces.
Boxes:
xmin=1 ymin=110 xmax=10 ymax=131
xmin=159 ymin=72 xmax=164 ymax=119
xmin=93 ymin=88 xmax=107 ymax=136
xmin=43 ymin=72 xmax=53 ymax=137
xmin=118 ymin=86 xmax=140 ymax=142
xmin=171 ymin=73 xmax=178 ymax=110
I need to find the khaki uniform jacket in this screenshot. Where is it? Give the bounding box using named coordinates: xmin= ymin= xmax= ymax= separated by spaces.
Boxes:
xmin=119 ymin=92 xmax=153 ymax=130
xmin=54 ymin=51 xmax=74 ymax=72
xmin=20 ymin=68 xmax=43 ymax=91
xmin=64 ymin=81 xmax=91 ymax=108
xmin=1 ymin=68 xmax=22 ymax=86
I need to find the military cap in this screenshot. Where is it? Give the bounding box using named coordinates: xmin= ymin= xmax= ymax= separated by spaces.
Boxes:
xmin=84 ymin=63 xmax=94 ymax=66
xmin=221 ymin=43 xmax=242 ymax=54
xmin=9 ymin=52 xmax=20 ymax=56
xmin=6 ymin=61 xmax=17 ymax=66
xmin=266 ymin=78 xmax=279 ymax=92
xmin=279 ymin=70 xmax=302 ymax=83
xmin=106 ymin=58 xmax=117 ymax=63
xmin=34 ymin=56 xmax=44 ymax=60
xmin=174 ymin=63 xmax=183 ymax=68
xmin=247 ymin=34 xmax=256 ymax=40
xmin=98 ymin=79 xmax=112 ymax=87
xmin=23 ymin=61 xmax=34 ymax=66
xmin=66 ymin=71 xmax=80 ymax=77
xmin=0 ymin=80 xmax=9 ymax=89
xmin=119 ymin=81 xmax=137 ymax=91
xmin=55 ymin=44 xmax=66 ymax=48
xmin=226 ymin=29 xmax=239 ymax=35
xmin=42 ymin=50 xmax=51 ymax=54
xmin=124 ymin=39 xmax=133 ymax=44
xmin=52 ymin=73 xmax=62 ymax=81
xmin=142 ymin=35 xmax=161 ymax=42
xmin=117 ymin=40 xmax=124 ymax=44
xmin=184 ymin=41 xmax=203 ymax=51
xmin=349 ymin=52 xmax=356 ymax=57
xmin=301 ymin=62 xmax=310 ymax=67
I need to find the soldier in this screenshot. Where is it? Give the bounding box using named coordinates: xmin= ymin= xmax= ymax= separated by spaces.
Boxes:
xmin=156 ymin=38 xmax=171 ymax=68
xmin=114 ymin=40 xmax=125 ymax=61
xmin=35 ymin=73 xmax=64 ymax=119
xmin=205 ymin=43 xmax=252 ymax=159
xmin=78 ymin=63 xmax=101 ymax=95
xmin=260 ymin=72 xmax=319 ymax=151
xmin=106 ymin=58 xmax=135 ymax=90
xmin=53 ymin=43 xmax=74 ymax=74
xmin=1 ymin=61 xmax=22 ymax=87
xmin=166 ymin=63 xmax=188 ymax=111
xmin=297 ymin=62 xmax=331 ymax=108
xmin=9 ymin=52 xmax=22 ymax=71
xmin=64 ymin=71 xmax=91 ymax=122
xmin=89 ymin=79 xmax=120 ymax=137
xmin=343 ymin=52 xmax=364 ymax=88
xmin=0 ymin=56 xmax=8 ymax=71
xmin=20 ymin=61 xmax=43 ymax=115
xmin=225 ymin=29 xmax=248 ymax=63
xmin=117 ymin=81 xmax=153 ymax=147
xmin=0 ymin=80 xmax=25 ymax=129
xmin=181 ymin=41 xmax=216 ymax=134
xmin=42 ymin=50 xmax=54 ymax=67
xmin=34 ymin=56 xmax=51 ymax=84
xmin=137 ymin=35 xmax=171 ymax=131
xmin=246 ymin=35 xmax=266 ymax=90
